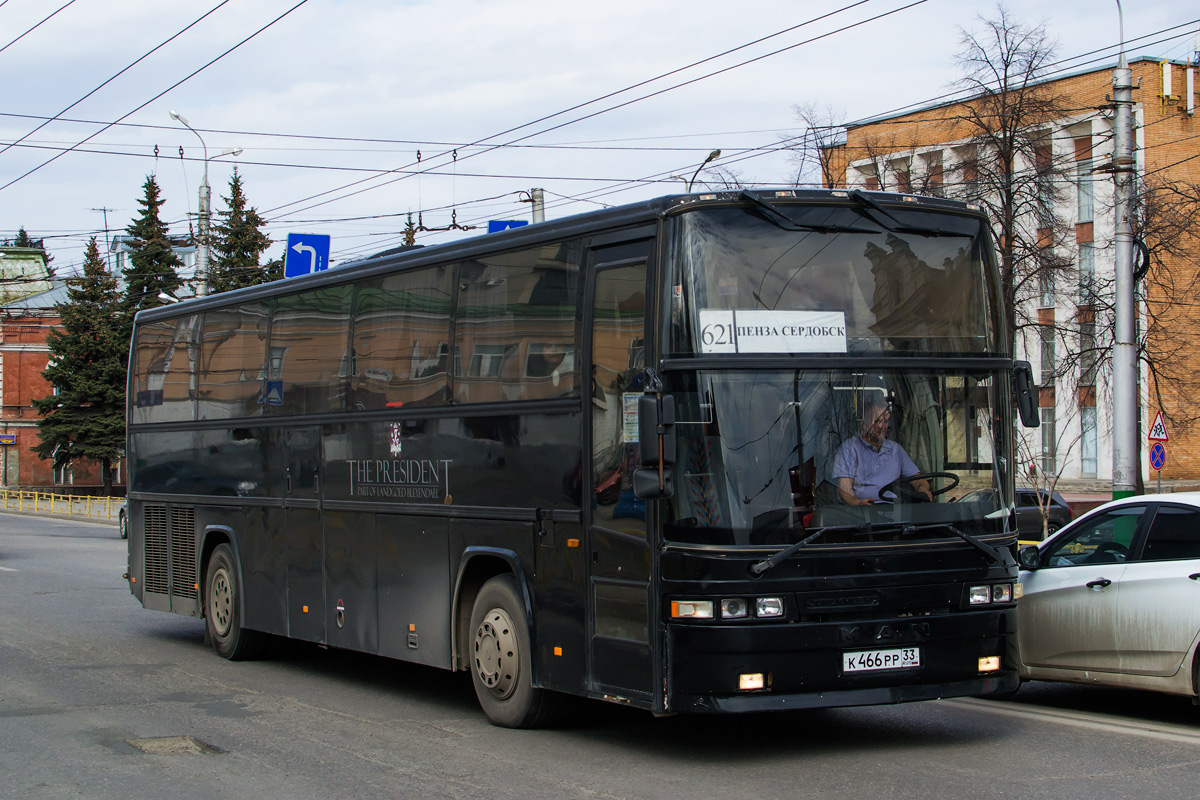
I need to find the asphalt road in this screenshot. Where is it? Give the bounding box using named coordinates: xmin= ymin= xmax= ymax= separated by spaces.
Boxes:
xmin=2 ymin=512 xmax=1200 ymax=800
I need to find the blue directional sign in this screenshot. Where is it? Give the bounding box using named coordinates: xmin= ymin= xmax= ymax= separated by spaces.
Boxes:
xmin=488 ymin=220 xmax=529 ymax=234
xmin=284 ymin=233 xmax=331 ymax=278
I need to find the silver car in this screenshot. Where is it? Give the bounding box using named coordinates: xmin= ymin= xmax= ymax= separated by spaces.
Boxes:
xmin=1016 ymin=493 xmax=1200 ymax=699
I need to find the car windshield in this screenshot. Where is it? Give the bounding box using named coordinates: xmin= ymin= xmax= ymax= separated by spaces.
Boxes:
xmin=658 ymin=367 xmax=1013 ymax=546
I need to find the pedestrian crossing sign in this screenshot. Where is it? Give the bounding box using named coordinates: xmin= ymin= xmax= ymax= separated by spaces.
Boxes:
xmin=1148 ymin=410 xmax=1169 ymax=441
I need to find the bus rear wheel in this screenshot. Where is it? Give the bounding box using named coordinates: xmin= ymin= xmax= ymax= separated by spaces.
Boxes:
xmin=469 ymin=575 xmax=558 ymax=728
xmin=205 ymin=543 xmax=264 ymax=661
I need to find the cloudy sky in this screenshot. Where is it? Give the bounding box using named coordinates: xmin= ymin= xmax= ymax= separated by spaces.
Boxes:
xmin=1 ymin=0 xmax=1197 ymax=273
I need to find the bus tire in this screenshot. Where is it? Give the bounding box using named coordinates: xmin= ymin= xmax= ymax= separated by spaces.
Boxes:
xmin=204 ymin=543 xmax=264 ymax=661
xmin=469 ymin=574 xmax=557 ymax=728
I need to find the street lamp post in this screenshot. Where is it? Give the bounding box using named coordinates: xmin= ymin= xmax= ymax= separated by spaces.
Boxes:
xmin=169 ymin=110 xmax=240 ymax=297
xmin=686 ymin=149 xmax=722 ymax=192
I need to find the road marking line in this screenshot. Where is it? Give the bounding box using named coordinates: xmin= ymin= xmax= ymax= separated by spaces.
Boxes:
xmin=0 ymin=565 xmax=17 ymax=572
xmin=944 ymin=697 xmax=1200 ymax=745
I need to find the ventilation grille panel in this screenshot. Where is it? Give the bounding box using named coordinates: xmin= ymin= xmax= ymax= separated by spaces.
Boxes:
xmin=143 ymin=505 xmax=169 ymax=594
xmin=170 ymin=506 xmax=197 ymax=598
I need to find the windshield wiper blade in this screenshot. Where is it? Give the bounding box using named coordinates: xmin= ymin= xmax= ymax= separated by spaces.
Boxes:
xmin=750 ymin=523 xmax=873 ymax=576
xmin=847 ymin=190 xmax=959 ymax=237
xmin=739 ymin=190 xmax=879 ymax=234
xmin=900 ymin=522 xmax=1009 ymax=566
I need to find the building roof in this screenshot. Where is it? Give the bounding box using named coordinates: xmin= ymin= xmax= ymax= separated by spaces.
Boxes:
xmin=3 ymin=279 xmax=69 ymax=311
xmin=846 ymin=55 xmax=1180 ymax=130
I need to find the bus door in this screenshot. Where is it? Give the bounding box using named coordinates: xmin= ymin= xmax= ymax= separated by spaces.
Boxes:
xmin=282 ymin=425 xmax=325 ymax=643
xmin=584 ymin=235 xmax=655 ymax=701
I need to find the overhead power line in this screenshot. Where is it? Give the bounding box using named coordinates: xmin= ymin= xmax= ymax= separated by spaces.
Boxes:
xmin=0 ymin=0 xmax=310 ymax=194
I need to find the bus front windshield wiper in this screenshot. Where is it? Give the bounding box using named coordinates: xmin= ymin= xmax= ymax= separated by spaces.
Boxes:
xmin=739 ymin=190 xmax=879 ymax=234
xmin=750 ymin=523 xmax=872 ymax=576
xmin=847 ymin=190 xmax=960 ymax=237
xmin=899 ymin=522 xmax=1009 ymax=566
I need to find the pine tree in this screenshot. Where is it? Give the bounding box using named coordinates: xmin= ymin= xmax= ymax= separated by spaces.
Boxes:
xmin=33 ymin=237 xmax=127 ymax=494
xmin=122 ymin=175 xmax=183 ymax=317
xmin=208 ymin=167 xmax=274 ymax=293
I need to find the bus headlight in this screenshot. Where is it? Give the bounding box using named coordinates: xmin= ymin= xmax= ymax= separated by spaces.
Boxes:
xmin=968 ymin=585 xmax=992 ymax=605
xmin=721 ymin=598 xmax=749 ymax=619
xmin=755 ymin=597 xmax=784 ymax=618
xmin=992 ymin=584 xmax=1012 ymax=603
xmin=671 ymin=600 xmax=714 ymax=620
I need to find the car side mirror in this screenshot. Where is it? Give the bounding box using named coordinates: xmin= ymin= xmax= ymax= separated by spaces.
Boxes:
xmin=1018 ymin=545 xmax=1041 ymax=570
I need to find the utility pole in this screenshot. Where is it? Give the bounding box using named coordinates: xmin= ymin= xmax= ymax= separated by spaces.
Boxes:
xmin=1111 ymin=0 xmax=1138 ymax=499
xmin=90 ymin=207 xmax=116 ymax=272
xmin=529 ymin=188 xmax=545 ymax=223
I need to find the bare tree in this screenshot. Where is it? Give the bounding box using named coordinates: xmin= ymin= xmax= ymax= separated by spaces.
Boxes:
xmin=784 ymin=102 xmax=847 ymax=188
xmin=952 ymin=5 xmax=1078 ymax=353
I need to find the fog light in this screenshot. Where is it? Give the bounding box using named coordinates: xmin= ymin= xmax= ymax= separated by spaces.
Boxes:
xmin=721 ymin=598 xmax=749 ymax=619
xmin=978 ymin=656 xmax=1001 ymax=673
xmin=992 ymin=584 xmax=1012 ymax=603
xmin=739 ymin=672 xmax=765 ymax=691
xmin=671 ymin=600 xmax=714 ymax=620
xmin=755 ymin=597 xmax=784 ymax=618
xmin=968 ymin=585 xmax=992 ymax=605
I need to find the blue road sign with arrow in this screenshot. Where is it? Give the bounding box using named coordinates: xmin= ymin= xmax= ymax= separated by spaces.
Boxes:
xmin=285 ymin=233 xmax=331 ymax=278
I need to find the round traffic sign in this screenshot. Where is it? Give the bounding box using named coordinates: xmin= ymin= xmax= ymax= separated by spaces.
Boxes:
xmin=1150 ymin=441 xmax=1167 ymax=471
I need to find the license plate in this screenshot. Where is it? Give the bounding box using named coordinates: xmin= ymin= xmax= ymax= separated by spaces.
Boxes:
xmin=842 ymin=647 xmax=921 ymax=673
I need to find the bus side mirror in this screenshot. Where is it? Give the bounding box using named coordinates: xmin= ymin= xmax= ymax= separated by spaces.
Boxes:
xmin=1018 ymin=545 xmax=1041 ymax=570
xmin=638 ymin=395 xmax=676 ymax=467
xmin=633 ymin=394 xmax=675 ymax=499
xmin=1013 ymin=360 xmax=1039 ymax=428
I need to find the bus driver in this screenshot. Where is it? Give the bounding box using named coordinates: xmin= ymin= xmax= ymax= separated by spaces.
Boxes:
xmin=833 ymin=400 xmax=932 ymax=506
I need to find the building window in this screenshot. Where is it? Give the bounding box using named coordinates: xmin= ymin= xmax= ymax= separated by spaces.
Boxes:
xmin=1074 ymin=134 xmax=1095 ymax=225
xmin=1079 ymin=315 xmax=1097 ymax=386
xmin=1039 ymin=272 xmax=1055 ymax=309
xmin=1078 ymin=240 xmax=1095 ymax=304
xmin=890 ymin=158 xmax=912 ymax=193
xmin=1080 ymin=405 xmax=1097 ymax=477
xmin=1040 ymin=407 xmax=1056 ymax=474
xmin=1040 ymin=325 xmax=1055 ymax=384
xmin=921 ymin=151 xmax=944 ymax=196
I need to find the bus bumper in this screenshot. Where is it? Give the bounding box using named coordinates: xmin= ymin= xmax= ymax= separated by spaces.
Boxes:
xmin=665 ymin=608 xmax=1018 ymax=714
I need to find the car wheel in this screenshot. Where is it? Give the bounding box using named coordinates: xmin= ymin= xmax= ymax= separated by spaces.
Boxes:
xmin=118 ymin=511 xmax=128 ymax=540
xmin=469 ymin=575 xmax=559 ymax=728
xmin=1044 ymin=522 xmax=1060 ymax=537
xmin=204 ymin=543 xmax=265 ymax=660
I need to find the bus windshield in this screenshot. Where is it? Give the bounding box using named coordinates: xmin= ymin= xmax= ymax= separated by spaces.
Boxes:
xmin=666 ymin=204 xmax=999 ymax=356
xmin=660 ymin=368 xmax=1012 ymax=546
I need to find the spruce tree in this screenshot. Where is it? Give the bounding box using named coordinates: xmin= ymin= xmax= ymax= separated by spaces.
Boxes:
xmin=208 ymin=167 xmax=273 ymax=293
xmin=34 ymin=237 xmax=127 ymax=493
xmin=122 ymin=175 xmax=183 ymax=317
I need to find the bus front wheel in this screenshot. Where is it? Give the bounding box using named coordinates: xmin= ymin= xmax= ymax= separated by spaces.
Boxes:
xmin=204 ymin=543 xmax=264 ymax=661
xmin=469 ymin=575 xmax=557 ymax=728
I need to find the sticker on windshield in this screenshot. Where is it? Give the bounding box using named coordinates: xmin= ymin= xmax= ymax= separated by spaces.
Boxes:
xmin=699 ymin=309 xmax=848 ymax=354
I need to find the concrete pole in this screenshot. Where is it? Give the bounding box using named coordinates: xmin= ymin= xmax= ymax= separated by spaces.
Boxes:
xmin=1111 ymin=3 xmax=1137 ymax=498
xmin=530 ymin=188 xmax=545 ymax=223
xmin=196 ymin=174 xmax=210 ymax=297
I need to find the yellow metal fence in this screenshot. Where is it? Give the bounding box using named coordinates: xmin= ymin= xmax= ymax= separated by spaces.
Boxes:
xmin=0 ymin=490 xmax=122 ymax=521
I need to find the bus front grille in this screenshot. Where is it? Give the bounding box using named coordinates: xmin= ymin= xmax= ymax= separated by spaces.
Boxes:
xmin=144 ymin=505 xmax=169 ymax=594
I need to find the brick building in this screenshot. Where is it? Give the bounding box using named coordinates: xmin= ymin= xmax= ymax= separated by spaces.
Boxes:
xmin=0 ymin=281 xmax=123 ymax=490
xmin=823 ymin=56 xmax=1200 ymax=483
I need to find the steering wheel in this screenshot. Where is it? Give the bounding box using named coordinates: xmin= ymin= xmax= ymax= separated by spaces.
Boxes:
xmin=878 ymin=471 xmax=960 ymax=503
xmin=1087 ymin=541 xmax=1128 ymax=563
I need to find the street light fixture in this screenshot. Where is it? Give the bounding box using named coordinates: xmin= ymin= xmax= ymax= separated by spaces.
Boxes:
xmin=169 ymin=110 xmax=241 ymax=297
xmin=686 ymin=149 xmax=722 ymax=192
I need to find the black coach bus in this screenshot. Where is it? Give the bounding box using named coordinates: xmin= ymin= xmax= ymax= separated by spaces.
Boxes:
xmin=126 ymin=189 xmax=1039 ymax=727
